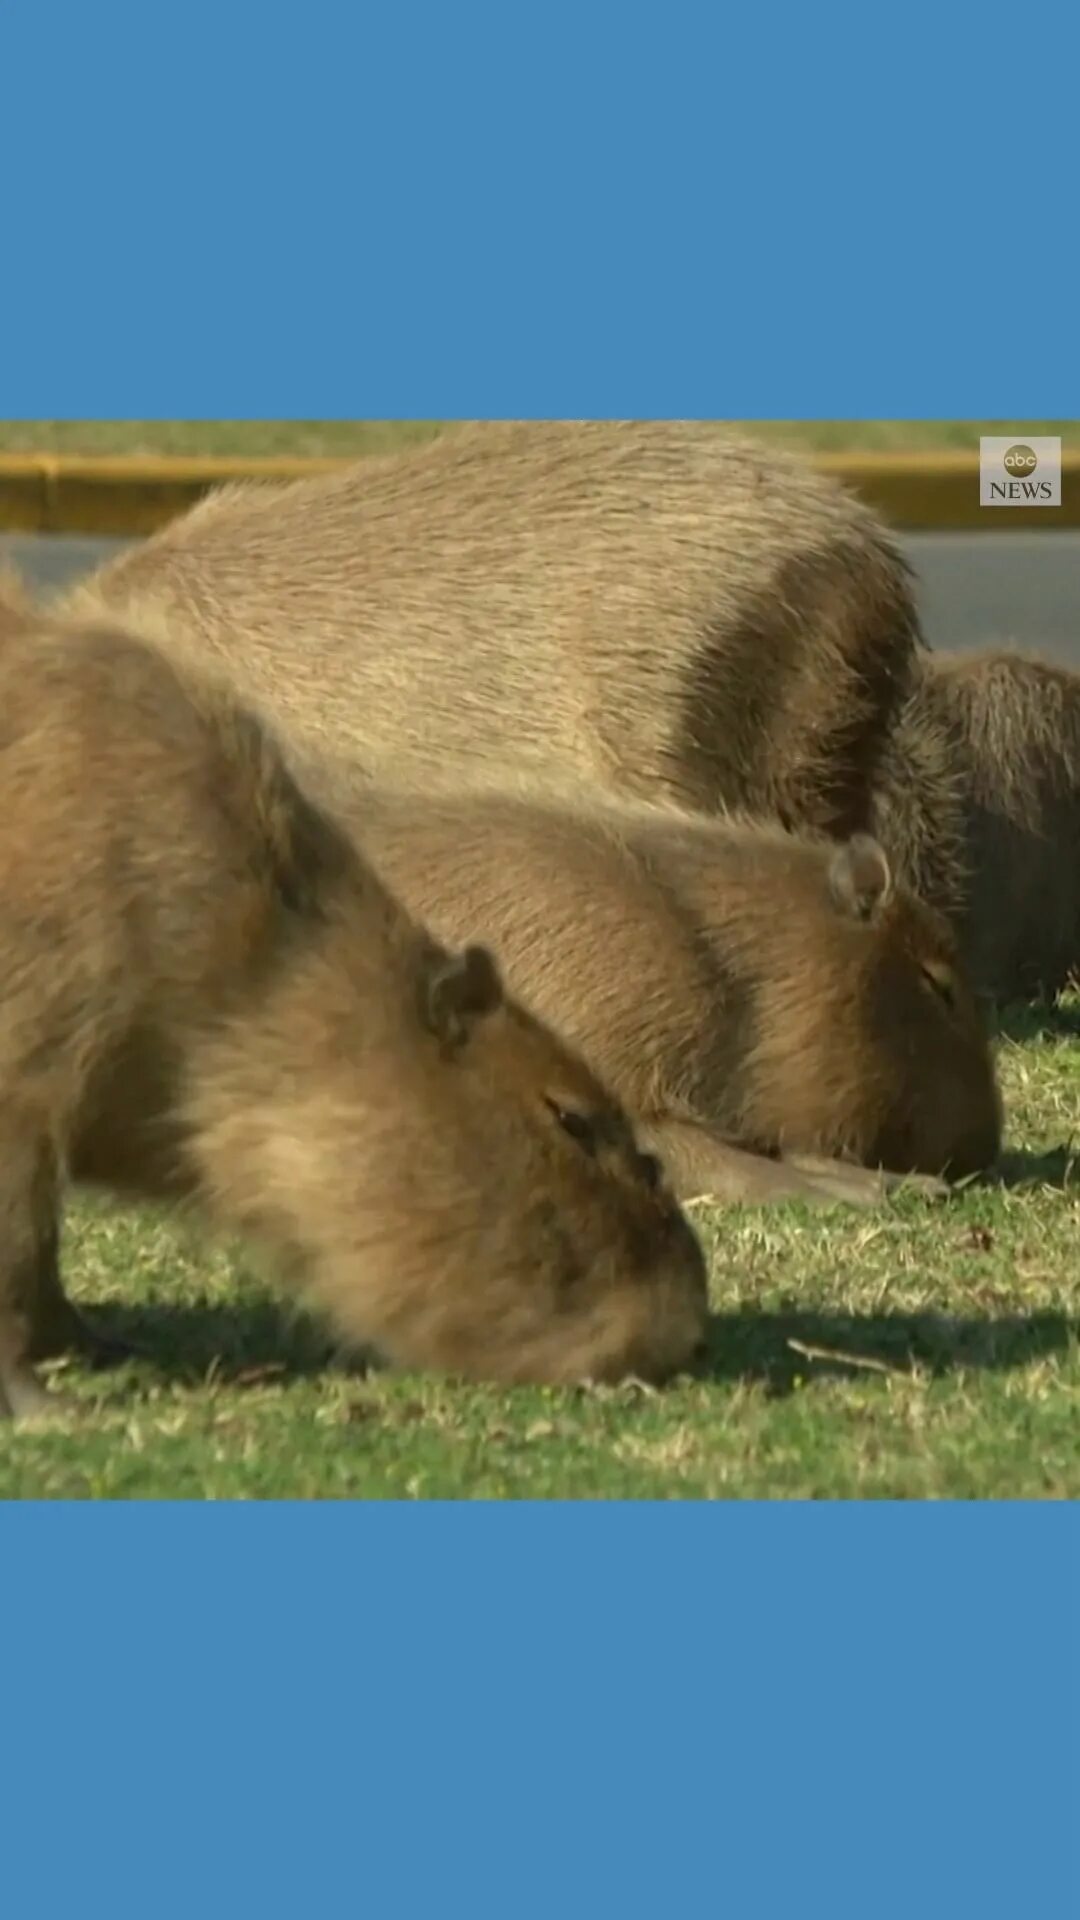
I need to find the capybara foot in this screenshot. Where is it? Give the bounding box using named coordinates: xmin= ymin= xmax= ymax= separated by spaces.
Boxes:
xmin=0 ymin=1360 xmax=75 ymax=1425
xmin=643 ymin=1123 xmax=942 ymax=1211
xmin=783 ymin=1155 xmax=950 ymax=1206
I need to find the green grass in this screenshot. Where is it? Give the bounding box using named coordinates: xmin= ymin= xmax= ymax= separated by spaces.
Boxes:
xmin=0 ymin=420 xmax=1074 ymax=459
xmin=2 ymin=1000 xmax=1078 ymax=1500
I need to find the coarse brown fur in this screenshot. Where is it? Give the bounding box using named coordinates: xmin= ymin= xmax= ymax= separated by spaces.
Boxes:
xmin=0 ymin=587 xmax=707 ymax=1420
xmin=66 ymin=421 xmax=924 ymax=841
xmin=871 ymin=648 xmax=1080 ymax=1001
xmin=300 ymin=771 xmax=1002 ymax=1191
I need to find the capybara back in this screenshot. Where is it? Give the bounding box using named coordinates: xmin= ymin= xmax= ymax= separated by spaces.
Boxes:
xmin=70 ymin=421 xmax=923 ymax=840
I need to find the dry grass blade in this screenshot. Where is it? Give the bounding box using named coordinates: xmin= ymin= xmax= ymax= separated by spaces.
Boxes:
xmin=786 ymin=1338 xmax=916 ymax=1380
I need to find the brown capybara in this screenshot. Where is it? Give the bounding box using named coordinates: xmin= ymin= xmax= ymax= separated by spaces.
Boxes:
xmin=66 ymin=420 xmax=924 ymax=842
xmin=871 ymin=648 xmax=1080 ymax=1002
xmin=297 ymin=773 xmax=1002 ymax=1192
xmin=0 ymin=586 xmax=710 ymax=1421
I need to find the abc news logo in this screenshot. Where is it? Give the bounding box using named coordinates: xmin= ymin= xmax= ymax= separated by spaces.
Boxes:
xmin=980 ymin=436 xmax=1062 ymax=507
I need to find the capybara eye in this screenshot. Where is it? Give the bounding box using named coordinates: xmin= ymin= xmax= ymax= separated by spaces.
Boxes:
xmin=920 ymin=962 xmax=957 ymax=1010
xmin=545 ymin=1099 xmax=598 ymax=1155
xmin=636 ymin=1152 xmax=662 ymax=1192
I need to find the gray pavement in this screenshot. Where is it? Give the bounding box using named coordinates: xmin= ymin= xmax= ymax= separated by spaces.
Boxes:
xmin=2 ymin=529 xmax=1078 ymax=663
xmin=906 ymin=533 xmax=1078 ymax=658
xmin=0 ymin=534 xmax=132 ymax=599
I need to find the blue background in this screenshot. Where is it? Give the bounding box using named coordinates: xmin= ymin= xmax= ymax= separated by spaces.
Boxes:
xmin=1 ymin=4 xmax=1078 ymax=1915
xmin=1 ymin=2 xmax=1075 ymax=417
xmin=5 ymin=1508 xmax=1078 ymax=1918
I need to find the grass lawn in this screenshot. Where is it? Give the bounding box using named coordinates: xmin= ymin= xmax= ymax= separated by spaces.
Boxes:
xmin=0 ymin=433 xmax=1075 ymax=1496
xmin=2 ymin=999 xmax=1077 ymax=1500
xmin=0 ymin=420 xmax=1074 ymax=459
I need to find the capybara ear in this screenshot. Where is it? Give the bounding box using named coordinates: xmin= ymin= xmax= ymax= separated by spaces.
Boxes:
xmin=423 ymin=944 xmax=505 ymax=1052
xmin=828 ymin=833 xmax=893 ymax=923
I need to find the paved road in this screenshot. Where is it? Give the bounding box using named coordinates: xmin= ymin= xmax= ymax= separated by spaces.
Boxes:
xmin=2 ymin=529 xmax=1078 ymax=663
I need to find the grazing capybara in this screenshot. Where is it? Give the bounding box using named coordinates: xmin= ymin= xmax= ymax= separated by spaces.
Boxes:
xmin=67 ymin=420 xmax=924 ymax=841
xmin=300 ymin=773 xmax=1002 ymax=1192
xmin=871 ymin=648 xmax=1080 ymax=1002
xmin=0 ymin=586 xmax=709 ymax=1420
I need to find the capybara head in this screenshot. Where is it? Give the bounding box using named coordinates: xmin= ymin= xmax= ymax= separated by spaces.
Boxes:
xmin=740 ymin=834 xmax=1002 ymax=1179
xmin=190 ymin=913 xmax=709 ymax=1389
xmin=408 ymin=939 xmax=711 ymax=1383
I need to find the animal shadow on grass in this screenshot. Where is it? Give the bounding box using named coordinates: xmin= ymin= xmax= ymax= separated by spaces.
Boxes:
xmin=984 ymin=1146 xmax=1079 ymax=1191
xmin=80 ymin=1296 xmax=1077 ymax=1406
xmin=698 ymin=1307 xmax=1076 ymax=1398
xmin=81 ymin=1293 xmax=357 ymax=1394
xmin=994 ymin=997 xmax=1080 ymax=1045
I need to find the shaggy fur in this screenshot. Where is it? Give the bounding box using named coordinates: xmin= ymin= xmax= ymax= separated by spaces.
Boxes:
xmin=303 ymin=771 xmax=1002 ymax=1190
xmin=871 ymin=648 xmax=1080 ymax=1001
xmin=66 ymin=420 xmax=923 ymax=840
xmin=0 ymin=591 xmax=706 ymax=1419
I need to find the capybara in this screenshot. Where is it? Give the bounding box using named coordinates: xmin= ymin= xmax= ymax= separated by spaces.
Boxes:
xmin=871 ymin=648 xmax=1080 ymax=1001
xmin=0 ymin=585 xmax=710 ymax=1420
xmin=67 ymin=420 xmax=924 ymax=841
xmin=297 ymin=772 xmax=1002 ymax=1191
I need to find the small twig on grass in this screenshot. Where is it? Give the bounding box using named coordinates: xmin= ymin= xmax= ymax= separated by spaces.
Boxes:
xmin=232 ymin=1362 xmax=288 ymax=1388
xmin=786 ymin=1338 xmax=915 ymax=1379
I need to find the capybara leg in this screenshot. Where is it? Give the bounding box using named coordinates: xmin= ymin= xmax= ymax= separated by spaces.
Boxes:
xmin=783 ymin=1154 xmax=949 ymax=1204
xmin=636 ymin=1120 xmax=850 ymax=1205
xmin=0 ymin=1348 xmax=56 ymax=1420
xmin=639 ymin=1120 xmax=945 ymax=1209
xmin=0 ymin=1133 xmax=75 ymax=1422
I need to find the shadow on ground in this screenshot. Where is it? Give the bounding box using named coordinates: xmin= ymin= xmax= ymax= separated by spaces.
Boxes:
xmin=67 ymin=1294 xmax=1077 ymax=1405
xmin=698 ymin=1307 xmax=1076 ymax=1396
xmin=78 ymin=1294 xmax=356 ymax=1391
xmin=994 ymin=999 xmax=1080 ymax=1044
xmin=984 ymin=1146 xmax=1079 ymax=1191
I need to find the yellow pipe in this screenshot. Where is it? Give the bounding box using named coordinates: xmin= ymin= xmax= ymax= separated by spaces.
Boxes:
xmin=0 ymin=450 xmax=1076 ymax=537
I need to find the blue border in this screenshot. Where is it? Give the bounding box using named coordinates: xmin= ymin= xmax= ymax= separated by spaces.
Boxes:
xmin=3 ymin=10 xmax=1079 ymax=1916
xmin=2 ymin=6 xmax=1076 ymax=415
xmin=4 ymin=1507 xmax=1077 ymax=1918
